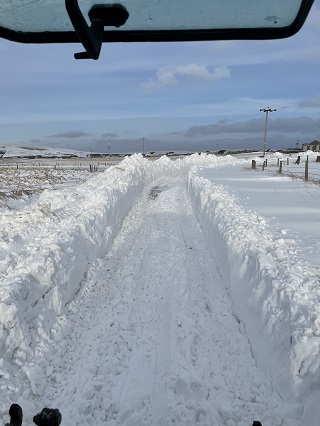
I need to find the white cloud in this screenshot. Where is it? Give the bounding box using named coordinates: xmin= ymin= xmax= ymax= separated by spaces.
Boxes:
xmin=141 ymin=64 xmax=231 ymax=89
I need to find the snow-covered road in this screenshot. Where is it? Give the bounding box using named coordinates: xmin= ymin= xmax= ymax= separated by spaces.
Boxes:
xmin=2 ymin=153 xmax=320 ymax=425
xmin=34 ymin=174 xmax=297 ymax=425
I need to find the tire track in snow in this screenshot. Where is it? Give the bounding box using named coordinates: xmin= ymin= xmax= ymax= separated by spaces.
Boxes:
xmin=39 ymin=175 xmax=301 ymax=426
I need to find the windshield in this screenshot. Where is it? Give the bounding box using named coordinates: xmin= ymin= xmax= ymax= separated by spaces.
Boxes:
xmin=0 ymin=0 xmax=313 ymax=34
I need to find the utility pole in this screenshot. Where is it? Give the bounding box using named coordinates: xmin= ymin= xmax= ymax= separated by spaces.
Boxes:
xmin=107 ymin=145 xmax=111 ymax=159
xmin=260 ymin=107 xmax=276 ymax=156
xmin=140 ymin=138 xmax=146 ymax=156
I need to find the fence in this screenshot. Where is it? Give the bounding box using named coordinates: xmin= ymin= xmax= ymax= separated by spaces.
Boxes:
xmin=0 ymin=160 xmax=114 ymax=171
xmin=251 ymin=156 xmax=320 ymax=183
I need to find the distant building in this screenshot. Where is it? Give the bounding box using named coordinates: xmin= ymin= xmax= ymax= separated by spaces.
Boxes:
xmin=302 ymin=140 xmax=320 ymax=151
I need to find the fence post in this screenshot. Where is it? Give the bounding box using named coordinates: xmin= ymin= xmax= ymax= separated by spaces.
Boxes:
xmin=287 ymin=158 xmax=289 ymax=165
xmin=305 ymin=159 xmax=309 ymax=181
xmin=252 ymin=160 xmax=256 ymax=170
xmin=279 ymin=161 xmax=283 ymax=174
xmin=265 ymin=158 xmax=268 ymax=167
xmin=277 ymin=158 xmax=280 ymax=166
xmin=262 ymin=161 xmax=266 ymax=171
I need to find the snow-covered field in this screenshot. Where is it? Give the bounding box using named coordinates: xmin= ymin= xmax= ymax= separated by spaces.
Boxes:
xmin=1 ymin=152 xmax=320 ymax=425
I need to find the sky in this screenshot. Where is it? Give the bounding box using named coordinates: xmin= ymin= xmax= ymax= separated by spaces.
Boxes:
xmin=0 ymin=1 xmax=319 ymax=154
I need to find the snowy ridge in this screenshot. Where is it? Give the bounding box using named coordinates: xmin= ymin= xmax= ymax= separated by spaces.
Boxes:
xmin=188 ymin=169 xmax=320 ymax=420
xmin=1 ymin=156 xmax=151 ymax=360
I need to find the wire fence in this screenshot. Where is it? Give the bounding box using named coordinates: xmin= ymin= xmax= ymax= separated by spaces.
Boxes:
xmin=251 ymin=155 xmax=320 ymax=183
xmin=0 ymin=159 xmax=116 ymax=171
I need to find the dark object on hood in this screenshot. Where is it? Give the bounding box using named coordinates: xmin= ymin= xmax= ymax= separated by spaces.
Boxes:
xmin=5 ymin=404 xmax=23 ymax=426
xmin=33 ymin=408 xmax=62 ymax=426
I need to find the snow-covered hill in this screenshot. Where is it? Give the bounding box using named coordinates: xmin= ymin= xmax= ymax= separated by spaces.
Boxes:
xmin=2 ymin=144 xmax=88 ymax=158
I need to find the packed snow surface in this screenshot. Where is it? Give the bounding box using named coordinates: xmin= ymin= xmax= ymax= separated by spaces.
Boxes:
xmin=1 ymin=153 xmax=320 ymax=425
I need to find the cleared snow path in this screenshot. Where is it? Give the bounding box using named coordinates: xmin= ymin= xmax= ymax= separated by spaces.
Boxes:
xmin=33 ymin=174 xmax=299 ymax=425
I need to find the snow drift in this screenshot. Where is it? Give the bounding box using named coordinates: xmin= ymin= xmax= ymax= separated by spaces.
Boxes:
xmin=0 ymin=157 xmax=144 ymax=362
xmin=188 ymin=166 xmax=320 ymax=422
xmin=1 ymin=152 xmax=320 ymax=424
xmin=0 ymin=154 xmax=226 ymax=369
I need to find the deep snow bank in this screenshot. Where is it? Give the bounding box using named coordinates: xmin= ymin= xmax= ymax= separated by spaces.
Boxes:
xmin=188 ymin=168 xmax=320 ymax=419
xmin=0 ymin=155 xmax=159 ymax=364
xmin=0 ymin=154 xmax=236 ymax=392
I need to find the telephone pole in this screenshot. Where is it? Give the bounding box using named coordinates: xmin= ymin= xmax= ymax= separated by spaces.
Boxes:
xmin=140 ymin=137 xmax=146 ymax=156
xmin=260 ymin=107 xmax=276 ymax=156
xmin=107 ymin=145 xmax=111 ymax=159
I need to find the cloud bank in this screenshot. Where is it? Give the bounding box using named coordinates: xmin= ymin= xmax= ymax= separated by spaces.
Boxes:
xmin=49 ymin=130 xmax=90 ymax=139
xmin=185 ymin=117 xmax=320 ymax=137
xmin=141 ymin=64 xmax=231 ymax=89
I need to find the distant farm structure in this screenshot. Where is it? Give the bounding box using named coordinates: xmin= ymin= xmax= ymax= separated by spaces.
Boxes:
xmin=302 ymin=140 xmax=320 ymax=152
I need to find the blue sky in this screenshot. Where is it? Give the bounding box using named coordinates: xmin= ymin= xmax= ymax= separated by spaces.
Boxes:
xmin=0 ymin=1 xmax=319 ymax=153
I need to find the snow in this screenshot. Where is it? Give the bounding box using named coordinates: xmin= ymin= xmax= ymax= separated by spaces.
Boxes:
xmin=189 ymin=154 xmax=320 ymax=424
xmin=1 ymin=152 xmax=320 ymax=425
xmin=2 ymin=145 xmax=88 ymax=158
